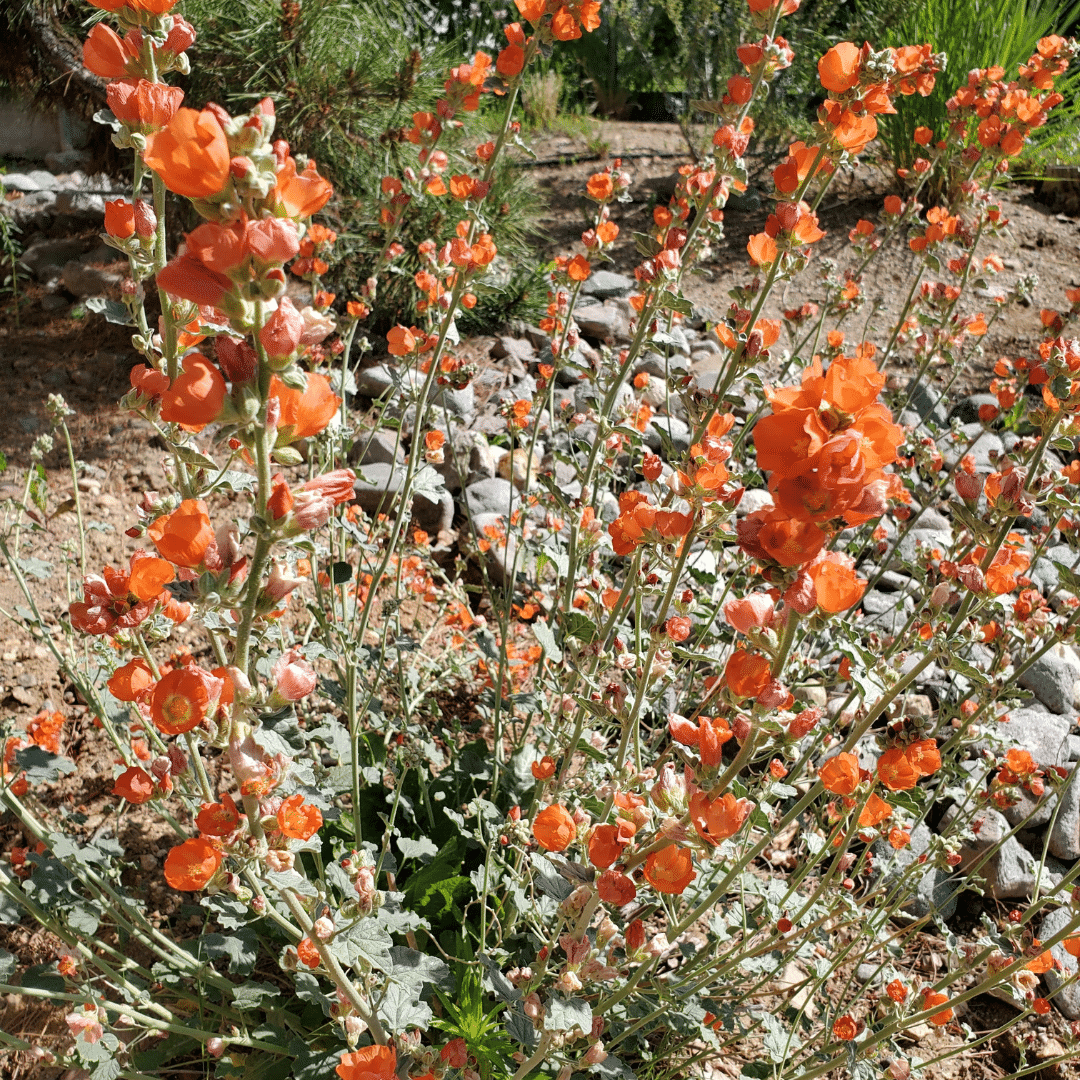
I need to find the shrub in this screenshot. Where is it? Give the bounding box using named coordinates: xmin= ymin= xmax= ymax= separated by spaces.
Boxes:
xmin=3 ymin=2 xmax=1080 ymax=1080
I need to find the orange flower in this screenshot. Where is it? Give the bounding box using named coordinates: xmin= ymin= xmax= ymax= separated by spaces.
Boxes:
xmin=196 ymin=793 xmax=241 ymax=836
xmin=533 ymin=804 xmax=576 ymax=851
xmin=905 ymin=739 xmax=941 ymax=778
xmin=643 ymin=845 xmax=696 ymax=894
xmin=858 ymin=792 xmax=892 ymax=828
xmin=923 ymin=992 xmax=953 ymax=1026
xmin=747 ymin=232 xmax=778 ymax=267
xmin=531 ymin=755 xmax=556 ymax=780
xmin=807 ymin=552 xmax=866 ymax=612
xmin=297 ymin=938 xmax=321 ymax=968
xmin=690 ymin=791 xmax=752 ymax=845
xmin=588 ymin=824 xmax=623 ymax=868
xmin=113 ymin=766 xmax=155 ymax=804
xmin=147 ymin=499 xmax=214 ymax=568
xmin=819 ymin=752 xmax=859 ymax=795
xmin=107 ymin=658 xmax=155 ymax=702
xmin=336 ymin=1046 xmax=397 ymax=1080
xmin=270 ymin=373 xmax=341 ymax=443
xmin=277 ymin=793 xmax=323 ymax=840
xmin=818 ymin=42 xmax=861 ymax=92
xmin=127 ymin=551 xmax=176 ymax=600
xmin=271 ymin=156 xmax=334 ymax=219
xmin=877 ymin=747 xmax=918 ymax=791
xmin=82 ymin=23 xmax=136 ymax=78
xmin=724 ymin=649 xmax=772 ymax=699
xmin=827 ymin=108 xmax=878 ymax=153
xmin=550 ymin=0 xmax=601 ymax=40
xmin=832 ymin=1015 xmax=857 ymax=1041
xmin=159 ymin=356 xmax=227 ymax=431
xmin=107 ymin=79 xmax=184 ymax=129
xmin=587 ymin=173 xmax=614 ymax=200
xmin=1026 ymin=949 xmax=1054 ymax=974
xmin=597 ymin=869 xmax=637 ymax=905
xmin=163 ymin=837 xmax=223 ymax=891
xmin=886 ymin=979 xmax=907 ymax=1003
xmin=150 ymin=665 xmax=224 ymax=735
xmin=143 ymin=108 xmax=230 ymax=199
xmin=567 ymin=254 xmax=591 ymax=281
xmin=104 ymin=198 xmax=136 ymax=238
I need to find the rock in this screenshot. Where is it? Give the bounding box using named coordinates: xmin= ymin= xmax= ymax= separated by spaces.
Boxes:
xmin=945 ymin=806 xmax=1040 ymax=899
xmin=1 ymin=170 xmax=58 ymax=192
xmin=873 ymin=822 xmax=957 ymax=924
xmin=1017 ymin=643 xmax=1080 ymax=714
xmin=40 ymin=294 xmax=69 ymax=313
xmin=579 ymin=270 xmax=635 ymax=300
xmin=663 ymin=327 xmax=691 ymax=357
xmin=574 ymin=304 xmax=624 ymax=343
xmin=464 ymin=477 xmax=519 ymax=518
xmin=355 ymin=364 xmax=401 ymax=397
xmin=431 ymin=430 xmax=493 ymax=492
xmin=644 ymin=415 xmax=691 ymax=454
xmin=46 ymin=149 xmax=92 ymax=173
xmin=1048 ymin=764 xmax=1080 ymax=860
xmin=430 ymin=382 xmax=474 ymax=419
xmin=904 ymin=378 xmax=948 ymax=427
xmin=856 ymin=963 xmax=883 ymax=986
xmin=55 ymin=190 xmax=106 ymax=218
xmin=491 ymin=335 xmax=536 ymax=364
xmin=691 ymin=338 xmax=722 ymax=359
xmin=60 ymin=260 xmax=123 ymax=298
xmin=2 ymin=189 xmax=58 ymax=227
xmin=738 ymin=488 xmax=774 ymax=516
xmin=524 ymin=325 xmax=552 ymax=353
xmin=351 ymin=430 xmax=404 ymax=468
xmin=860 ymin=590 xmax=914 ymax=633
xmin=1028 ymin=544 xmax=1080 ymax=594
xmin=1038 ymin=907 xmax=1080 ymax=1019
xmin=19 ymin=237 xmax=92 ymax=280
xmin=948 ymin=393 xmax=1000 ymax=425
xmin=888 ymin=528 xmax=953 ymax=571
xmin=496 ymin=448 xmax=540 ymax=490
xmin=352 ymin=463 xmax=453 ymax=534
xmin=937 ymin=424 xmax=1004 ymax=471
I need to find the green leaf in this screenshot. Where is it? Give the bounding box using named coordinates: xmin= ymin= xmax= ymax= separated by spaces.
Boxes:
xmin=85 ymin=296 xmax=134 ymax=326
xmin=0 ymin=949 xmax=16 ymax=980
xmin=14 ymin=746 xmax=75 ymax=784
xmin=231 ymin=980 xmax=281 ymax=1010
xmin=633 ymin=232 xmax=662 ymax=258
xmin=172 ymin=444 xmax=217 ymax=470
xmin=191 ymin=927 xmax=259 ymax=975
xmin=529 ymin=853 xmax=573 ymax=901
xmin=213 ymin=469 xmax=256 ymax=493
xmin=90 ymin=1059 xmax=123 ymax=1080
xmin=14 ymin=557 xmax=52 ymax=580
xmin=380 ymin=980 xmax=433 ymax=1031
xmin=545 ymin=994 xmax=591 ymax=1033
xmin=20 ymin=964 xmax=64 ymax=993
xmin=388 ymin=945 xmax=452 ymax=991
xmin=336 ymin=918 xmax=394 ymax=972
xmin=563 ymin=612 xmax=597 ymax=644
xmin=397 ymin=836 xmax=439 ymax=862
xmin=331 ymin=560 xmax=353 ymax=584
xmin=532 ymin=619 xmax=562 ymax=662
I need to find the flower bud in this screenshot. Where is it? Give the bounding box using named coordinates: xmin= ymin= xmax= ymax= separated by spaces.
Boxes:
xmin=134 ymin=199 xmax=157 ymax=239
xmin=206 ymin=1038 xmax=225 ymax=1058
xmin=272 ymin=647 xmax=317 ymax=701
xmin=955 ymin=472 xmax=981 ymax=501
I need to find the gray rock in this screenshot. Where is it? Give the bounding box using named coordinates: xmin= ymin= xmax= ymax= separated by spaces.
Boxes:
xmin=19 ymin=237 xmax=91 ymax=280
xmin=468 ymin=511 xmax=528 ymax=585
xmin=946 ymin=806 xmax=1040 ymax=899
xmin=856 ymin=963 xmax=883 ymax=986
xmin=2 ymin=189 xmax=58 ymax=227
xmin=917 ymin=506 xmax=953 ymax=531
xmin=355 ymin=364 xmax=399 ymax=398
xmin=873 ymin=822 xmax=957 ymax=924
xmin=575 ymin=304 xmax=623 ymax=343
xmin=1017 ymin=644 xmax=1080 ymax=714
xmin=860 ymin=590 xmax=914 ymax=633
xmin=46 ymin=149 xmax=92 ymax=173
xmin=691 ymin=337 xmax=722 ymax=358
xmin=464 ymin=477 xmax=518 ymax=518
xmin=889 ymin=528 xmax=953 ymax=571
xmin=54 ymin=190 xmax=105 ymax=218
xmin=1049 ymin=763 xmax=1080 ymax=860
xmin=433 ymin=430 xmax=493 ymax=492
xmin=524 ymin=325 xmax=552 ymax=353
xmin=1038 ymin=907 xmax=1080 ymax=1019
xmin=430 ymin=382 xmax=474 ymax=419
xmin=1028 ymin=545 xmax=1080 ymax=594
xmin=738 ymin=488 xmax=774 ymax=516
xmin=664 ymin=327 xmax=691 ymax=357
xmin=645 ymin=415 xmax=692 ymax=454
xmin=352 ymin=462 xmax=453 ymax=534
xmin=948 ymin=394 xmax=1000 ymax=425
xmin=579 ymin=270 xmax=635 ymax=300
xmin=1 ymin=170 xmax=59 ymax=192
xmin=491 ymin=335 xmax=536 ymax=364
xmin=351 ymin=429 xmax=404 ymax=468
xmin=60 ymin=259 xmax=123 ymax=298
xmin=937 ymin=424 xmax=1004 ymax=471
xmin=903 ymin=378 xmax=948 ymax=427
